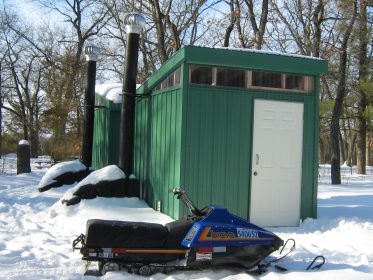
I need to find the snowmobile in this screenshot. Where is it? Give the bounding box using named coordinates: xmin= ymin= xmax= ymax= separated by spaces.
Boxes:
xmin=73 ymin=188 xmax=285 ymax=276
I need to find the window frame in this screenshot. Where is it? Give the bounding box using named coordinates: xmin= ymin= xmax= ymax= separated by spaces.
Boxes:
xmin=188 ymin=64 xmax=315 ymax=94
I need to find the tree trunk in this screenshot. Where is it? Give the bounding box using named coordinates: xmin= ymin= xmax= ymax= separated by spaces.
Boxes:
xmin=346 ymin=131 xmax=357 ymax=166
xmin=330 ymin=1 xmax=357 ymax=184
xmin=356 ymin=0 xmax=368 ymax=174
xmin=319 ymin=136 xmax=325 ymax=164
xmin=150 ymin=0 xmax=169 ymax=64
xmin=339 ymin=130 xmax=346 ymax=164
xmin=223 ymin=0 xmax=236 ymax=47
xmin=29 ymin=127 xmax=39 ymax=158
xmin=244 ymin=0 xmax=268 ymax=49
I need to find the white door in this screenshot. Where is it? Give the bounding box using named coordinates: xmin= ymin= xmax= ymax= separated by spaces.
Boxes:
xmin=249 ymin=100 xmax=304 ymax=227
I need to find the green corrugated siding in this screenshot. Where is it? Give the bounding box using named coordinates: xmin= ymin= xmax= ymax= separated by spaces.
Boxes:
xmin=181 ymin=85 xmax=320 ymax=220
xmin=92 ymin=95 xmax=121 ymax=169
xmin=301 ymin=97 xmax=318 ymax=219
xmin=92 ymin=106 xmax=108 ymax=169
xmin=134 ymin=97 xmax=149 ymax=197
xmin=99 ymin=46 xmax=327 ymax=222
xmin=183 ymin=46 xmax=327 ymax=75
xmin=134 ymin=88 xmax=183 ymax=218
xmin=181 ymin=87 xmax=252 ymax=218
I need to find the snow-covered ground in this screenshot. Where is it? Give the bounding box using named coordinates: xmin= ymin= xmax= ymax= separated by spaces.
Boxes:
xmin=0 ymin=157 xmax=372 ymax=279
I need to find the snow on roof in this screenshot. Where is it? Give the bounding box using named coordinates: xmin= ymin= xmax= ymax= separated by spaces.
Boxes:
xmin=19 ymin=140 xmax=30 ymax=145
xmin=95 ymin=83 xmax=142 ymax=103
xmin=95 ymin=83 xmax=123 ymax=103
xmin=214 ymin=46 xmax=325 ymax=61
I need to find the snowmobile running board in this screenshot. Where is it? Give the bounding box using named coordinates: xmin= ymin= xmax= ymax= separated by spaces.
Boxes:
xmin=78 ymin=237 xmax=319 ymax=277
xmin=82 ymin=253 xmax=325 ymax=277
xmin=84 ymin=261 xmax=204 ymax=277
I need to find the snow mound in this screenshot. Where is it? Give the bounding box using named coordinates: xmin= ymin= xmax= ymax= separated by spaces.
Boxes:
xmin=62 ymin=165 xmax=126 ymax=202
xmin=38 ymin=160 xmax=88 ymax=191
xmin=60 ymin=165 xmax=140 ymax=206
xmin=78 ymin=164 xmax=126 ymax=185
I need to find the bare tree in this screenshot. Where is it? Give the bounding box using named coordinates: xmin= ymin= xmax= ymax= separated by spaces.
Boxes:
xmin=243 ymin=0 xmax=268 ymax=49
xmin=269 ymin=0 xmax=327 ymax=56
xmin=355 ymin=0 xmax=369 ymax=174
xmin=330 ymin=0 xmax=358 ymax=184
xmin=99 ymin=0 xmax=218 ymax=81
xmin=33 ymin=0 xmax=111 ymax=160
xmin=0 ymin=9 xmax=44 ymax=157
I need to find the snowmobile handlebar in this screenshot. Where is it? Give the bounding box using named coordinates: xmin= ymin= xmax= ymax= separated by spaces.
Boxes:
xmin=169 ymin=188 xmax=205 ymax=217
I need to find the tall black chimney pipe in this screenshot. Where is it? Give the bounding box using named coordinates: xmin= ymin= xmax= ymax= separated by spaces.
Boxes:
xmin=81 ymin=45 xmax=100 ymax=167
xmin=119 ymin=13 xmax=145 ymax=175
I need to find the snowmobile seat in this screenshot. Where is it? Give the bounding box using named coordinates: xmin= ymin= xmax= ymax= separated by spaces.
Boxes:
xmin=85 ymin=219 xmax=169 ymax=248
xmin=164 ymin=219 xmax=194 ymax=248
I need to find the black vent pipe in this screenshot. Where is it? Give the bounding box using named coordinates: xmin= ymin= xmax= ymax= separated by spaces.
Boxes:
xmin=81 ymin=45 xmax=100 ymax=167
xmin=119 ymin=13 xmax=145 ymax=175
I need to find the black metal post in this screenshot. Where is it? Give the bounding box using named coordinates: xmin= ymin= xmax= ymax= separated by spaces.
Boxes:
xmin=81 ymin=46 xmax=100 ymax=167
xmin=17 ymin=140 xmax=31 ymax=174
xmin=118 ymin=13 xmax=145 ymax=176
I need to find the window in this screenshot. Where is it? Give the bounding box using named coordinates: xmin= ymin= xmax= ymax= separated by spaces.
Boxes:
xmin=174 ymin=67 xmax=181 ymax=85
xmin=190 ymin=66 xmax=212 ymax=85
xmin=286 ymin=75 xmax=303 ymax=90
xmin=216 ymin=68 xmax=246 ymax=87
xmin=252 ymin=71 xmax=282 ymax=88
xmin=188 ymin=64 xmax=314 ymax=94
xmin=154 ymin=67 xmax=181 ymax=91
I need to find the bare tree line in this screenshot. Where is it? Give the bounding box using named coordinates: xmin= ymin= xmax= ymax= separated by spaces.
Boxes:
xmin=0 ymin=0 xmax=372 ymax=184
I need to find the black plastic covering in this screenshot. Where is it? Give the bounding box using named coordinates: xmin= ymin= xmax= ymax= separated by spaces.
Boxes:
xmin=38 ymin=169 xmax=90 ymax=192
xmin=187 ymin=244 xmax=280 ymax=269
xmin=85 ymin=219 xmax=193 ymax=249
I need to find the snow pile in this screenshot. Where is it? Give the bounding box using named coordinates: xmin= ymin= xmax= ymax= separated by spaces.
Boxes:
xmin=74 ymin=164 xmax=125 ymax=186
xmin=38 ymin=160 xmax=88 ymax=192
xmin=0 ymin=165 xmax=372 ymax=279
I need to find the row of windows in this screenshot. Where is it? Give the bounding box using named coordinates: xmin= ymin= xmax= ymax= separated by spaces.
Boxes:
xmin=154 ymin=65 xmax=314 ymax=94
xmin=155 ymin=67 xmax=181 ymax=91
xmin=190 ymin=65 xmax=314 ymax=93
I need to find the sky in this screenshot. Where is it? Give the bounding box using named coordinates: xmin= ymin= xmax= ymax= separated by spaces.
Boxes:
xmin=3 ymin=0 xmax=63 ymax=26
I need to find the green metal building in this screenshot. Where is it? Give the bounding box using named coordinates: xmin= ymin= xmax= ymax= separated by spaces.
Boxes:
xmin=94 ymin=46 xmax=328 ymax=227
xmin=92 ymin=84 xmax=122 ymax=168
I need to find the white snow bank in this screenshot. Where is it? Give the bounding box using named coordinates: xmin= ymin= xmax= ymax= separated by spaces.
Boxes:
xmin=38 ymin=160 xmax=86 ymax=188
xmin=78 ymin=164 xmax=125 ymax=185
xmin=0 ymin=165 xmax=373 ymax=279
xmin=62 ymin=165 xmax=126 ymax=201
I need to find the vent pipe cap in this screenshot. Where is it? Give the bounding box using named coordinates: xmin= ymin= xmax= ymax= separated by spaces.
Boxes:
xmin=85 ymin=45 xmax=101 ymax=61
xmin=124 ymin=13 xmax=146 ymax=34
